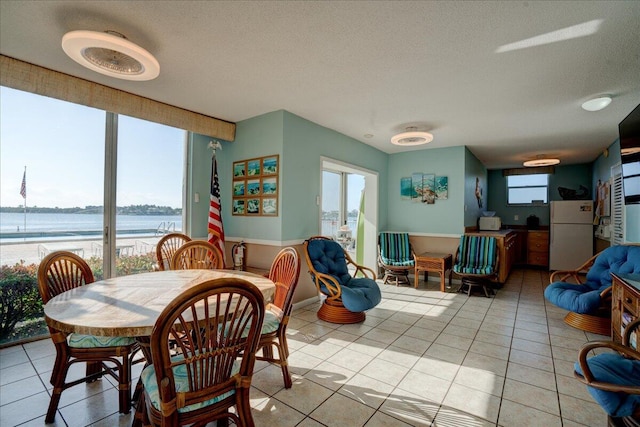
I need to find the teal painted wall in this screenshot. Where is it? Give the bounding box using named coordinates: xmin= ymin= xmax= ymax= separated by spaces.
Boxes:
xmin=190 ymin=110 xmax=388 ymax=242
xmin=464 ymin=148 xmax=487 ymax=228
xmin=487 ymin=164 xmax=592 ymax=226
xmin=387 ymin=146 xmax=465 ymax=234
xmin=282 ymin=111 xmax=388 ymax=240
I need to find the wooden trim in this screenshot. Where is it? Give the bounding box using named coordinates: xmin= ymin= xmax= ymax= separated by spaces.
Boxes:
xmin=0 ymin=55 xmax=235 ymax=140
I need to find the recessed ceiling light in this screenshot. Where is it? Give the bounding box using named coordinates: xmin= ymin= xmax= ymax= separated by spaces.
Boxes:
xmin=62 ymin=30 xmax=160 ymax=81
xmin=581 ymin=95 xmax=612 ymax=112
xmin=391 ymin=127 xmax=433 ymax=146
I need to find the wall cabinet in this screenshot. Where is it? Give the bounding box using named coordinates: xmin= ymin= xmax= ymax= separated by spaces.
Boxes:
xmin=527 ymin=230 xmax=549 ymax=267
xmin=612 ymin=273 xmax=639 ymax=349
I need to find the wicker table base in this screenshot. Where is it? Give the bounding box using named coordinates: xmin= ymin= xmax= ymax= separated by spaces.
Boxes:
xmin=414 ymin=252 xmax=452 ymax=291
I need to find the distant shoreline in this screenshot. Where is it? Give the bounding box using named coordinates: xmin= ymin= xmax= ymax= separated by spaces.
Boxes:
xmin=0 ymin=205 xmax=181 ymax=215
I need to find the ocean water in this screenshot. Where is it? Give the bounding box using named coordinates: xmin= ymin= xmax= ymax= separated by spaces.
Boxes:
xmin=0 ymin=212 xmax=181 ymax=235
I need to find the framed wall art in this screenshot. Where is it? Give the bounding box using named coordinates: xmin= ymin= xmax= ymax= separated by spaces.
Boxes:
xmin=232 ymin=154 xmax=279 ymax=216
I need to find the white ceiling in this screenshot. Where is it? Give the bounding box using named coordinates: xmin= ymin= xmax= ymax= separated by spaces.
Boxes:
xmin=2 ymin=1 xmax=639 ymax=169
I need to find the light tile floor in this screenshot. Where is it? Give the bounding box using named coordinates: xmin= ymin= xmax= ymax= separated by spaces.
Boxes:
xmin=0 ymin=268 xmax=610 ymax=426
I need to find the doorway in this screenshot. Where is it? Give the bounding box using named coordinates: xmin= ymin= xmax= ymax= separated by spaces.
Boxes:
xmin=320 ymin=158 xmax=378 ymax=270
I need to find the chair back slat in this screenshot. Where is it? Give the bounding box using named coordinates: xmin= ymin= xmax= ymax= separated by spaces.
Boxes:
xmin=156 ymin=233 xmax=192 ymax=271
xmin=150 ymin=278 xmax=264 ymax=416
xmin=171 ymin=240 xmax=224 ymax=270
xmin=37 ymin=251 xmax=94 ymax=303
xmin=269 ymin=247 xmax=301 ymax=314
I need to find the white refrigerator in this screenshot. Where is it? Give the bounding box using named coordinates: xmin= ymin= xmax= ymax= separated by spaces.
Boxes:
xmin=549 ymin=200 xmax=594 ymax=271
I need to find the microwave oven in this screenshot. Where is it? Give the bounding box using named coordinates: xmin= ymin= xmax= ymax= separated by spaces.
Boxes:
xmin=479 ymin=216 xmax=501 ymax=231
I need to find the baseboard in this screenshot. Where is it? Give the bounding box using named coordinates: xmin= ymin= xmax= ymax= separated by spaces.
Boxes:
xmin=293 ymin=295 xmax=321 ymax=311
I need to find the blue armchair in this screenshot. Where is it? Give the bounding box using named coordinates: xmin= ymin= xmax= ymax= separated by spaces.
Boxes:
xmin=574 ymin=318 xmax=640 ymax=425
xmin=303 ymin=236 xmax=381 ymax=324
xmin=544 ymin=245 xmax=640 ymax=335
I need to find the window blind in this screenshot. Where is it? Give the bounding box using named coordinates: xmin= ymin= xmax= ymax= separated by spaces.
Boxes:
xmin=0 ymin=55 xmax=235 ymax=141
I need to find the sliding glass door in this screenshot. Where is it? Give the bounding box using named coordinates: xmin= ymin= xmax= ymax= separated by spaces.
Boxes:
xmin=114 ymin=115 xmax=185 ymax=276
xmin=0 ymin=86 xmax=187 ymax=344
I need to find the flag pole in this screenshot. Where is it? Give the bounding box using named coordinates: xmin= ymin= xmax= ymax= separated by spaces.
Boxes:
xmin=22 ymin=166 xmax=27 ymax=234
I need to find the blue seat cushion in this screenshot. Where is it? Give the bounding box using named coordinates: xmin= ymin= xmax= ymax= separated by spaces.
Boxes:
xmin=543 ymin=283 xmax=605 ymax=314
xmin=574 ymin=353 xmax=640 ymax=417
xmin=379 ymin=233 xmax=415 ymax=267
xmin=141 ymin=357 xmax=239 ymax=413
xmin=307 ymin=238 xmax=381 ymax=312
xmin=545 ymin=245 xmax=640 ymax=313
xmin=307 ymin=239 xmax=352 ymax=285
xmin=339 ymin=278 xmax=382 ymax=312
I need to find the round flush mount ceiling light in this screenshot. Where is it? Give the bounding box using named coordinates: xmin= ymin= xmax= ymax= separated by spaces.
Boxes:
xmin=523 ymin=155 xmax=560 ymax=167
xmin=62 ymin=30 xmax=160 ymax=81
xmin=581 ymin=95 xmax=612 ymax=112
xmin=391 ymin=127 xmax=433 ymax=146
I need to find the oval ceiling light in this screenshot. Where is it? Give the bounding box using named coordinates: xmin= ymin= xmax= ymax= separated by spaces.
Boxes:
xmin=523 ymin=156 xmax=560 ymax=167
xmin=62 ymin=30 xmax=160 ymax=81
xmin=581 ymin=95 xmax=612 ymax=112
xmin=391 ymin=127 xmax=433 ymax=146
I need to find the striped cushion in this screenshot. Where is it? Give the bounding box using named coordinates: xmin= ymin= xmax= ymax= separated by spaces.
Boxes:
xmin=141 ymin=357 xmax=239 ymax=413
xmin=453 ymin=235 xmax=497 ymax=275
xmin=379 ymin=233 xmax=415 ymax=266
xmin=68 ymin=334 xmax=136 ymax=348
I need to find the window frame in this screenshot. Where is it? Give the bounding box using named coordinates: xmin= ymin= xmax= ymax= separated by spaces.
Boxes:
xmin=506 ymin=173 xmax=550 ymax=206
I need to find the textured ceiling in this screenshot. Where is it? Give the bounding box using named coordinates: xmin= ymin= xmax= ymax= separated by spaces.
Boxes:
xmin=1 ymin=1 xmax=639 ymax=169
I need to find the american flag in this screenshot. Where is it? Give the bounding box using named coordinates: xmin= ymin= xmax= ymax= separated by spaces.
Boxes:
xmin=208 ymin=155 xmax=225 ymax=262
xmin=20 ymin=169 xmax=26 ymax=199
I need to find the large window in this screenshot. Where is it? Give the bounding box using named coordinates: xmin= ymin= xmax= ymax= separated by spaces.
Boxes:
xmin=0 ymin=86 xmax=186 ymax=345
xmin=507 ymin=174 xmax=549 ymax=205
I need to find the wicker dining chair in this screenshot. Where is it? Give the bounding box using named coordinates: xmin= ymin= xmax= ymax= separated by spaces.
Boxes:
xmin=37 ymin=251 xmax=139 ymax=423
xmin=140 ymin=277 xmax=265 ymax=427
xmin=155 ymin=233 xmax=192 ymax=271
xmin=255 ymin=247 xmax=301 ymax=388
xmin=170 ymin=240 xmax=224 ymax=270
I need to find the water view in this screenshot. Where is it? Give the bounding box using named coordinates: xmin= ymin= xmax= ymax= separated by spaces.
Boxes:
xmin=1 ymin=212 xmax=182 ymax=240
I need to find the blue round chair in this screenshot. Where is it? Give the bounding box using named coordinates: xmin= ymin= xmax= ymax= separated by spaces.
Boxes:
xmin=304 ymin=236 xmax=382 ymax=324
xmin=544 ymin=245 xmax=640 ymax=335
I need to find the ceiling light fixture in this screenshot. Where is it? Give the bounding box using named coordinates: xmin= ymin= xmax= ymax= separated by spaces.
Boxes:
xmin=581 ymin=95 xmax=612 ymax=112
xmin=391 ymin=127 xmax=433 ymax=146
xmin=523 ymin=155 xmax=560 ymax=167
xmin=62 ymin=30 xmax=160 ymax=81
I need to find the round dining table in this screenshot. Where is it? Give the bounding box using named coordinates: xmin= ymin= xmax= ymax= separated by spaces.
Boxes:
xmin=44 ymin=269 xmax=276 ymax=337
xmin=43 ymin=269 xmax=276 ymax=427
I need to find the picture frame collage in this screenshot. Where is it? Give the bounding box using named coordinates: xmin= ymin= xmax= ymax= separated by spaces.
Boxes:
xmin=232 ymin=155 xmax=279 ymax=216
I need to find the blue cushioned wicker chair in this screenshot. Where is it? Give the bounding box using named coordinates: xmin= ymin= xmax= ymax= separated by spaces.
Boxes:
xmin=544 ymin=245 xmax=640 ymax=335
xmin=377 ymin=232 xmax=415 ymax=286
xmin=574 ymin=318 xmax=640 ymax=426
xmin=304 ymin=236 xmax=382 ymax=324
xmin=452 ymin=235 xmax=499 ymax=297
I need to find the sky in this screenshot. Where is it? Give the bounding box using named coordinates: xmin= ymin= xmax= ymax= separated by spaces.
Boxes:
xmin=0 ymin=86 xmax=185 ymax=209
xmin=322 ymin=170 xmax=364 ymax=214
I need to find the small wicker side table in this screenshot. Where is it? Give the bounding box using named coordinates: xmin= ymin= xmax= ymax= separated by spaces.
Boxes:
xmin=414 ymin=252 xmax=453 ymax=292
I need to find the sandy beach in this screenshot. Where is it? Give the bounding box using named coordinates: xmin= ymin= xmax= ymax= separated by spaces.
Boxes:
xmin=1 ymin=236 xmax=163 ymax=266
